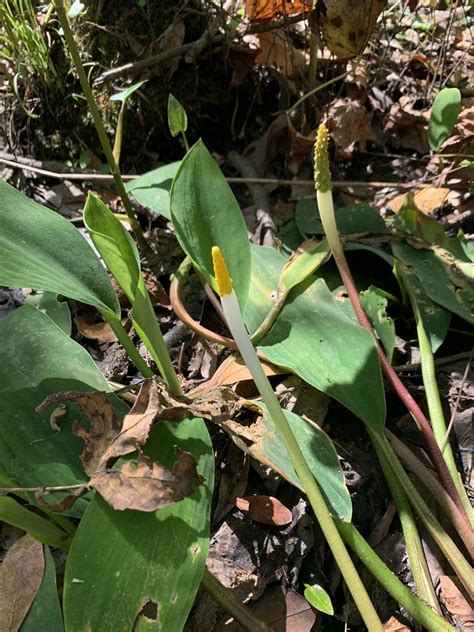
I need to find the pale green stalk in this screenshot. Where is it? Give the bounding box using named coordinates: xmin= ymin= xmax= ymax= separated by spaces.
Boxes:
xmin=408 ymin=287 xmax=474 ymax=526
xmin=336 ymin=521 xmax=455 ymax=632
xmin=212 ymin=247 xmax=383 ymax=631
xmin=100 ymin=310 xmax=153 ymax=379
xmin=53 ymin=1 xmax=147 ymax=251
xmin=370 ymin=429 xmax=474 ymax=599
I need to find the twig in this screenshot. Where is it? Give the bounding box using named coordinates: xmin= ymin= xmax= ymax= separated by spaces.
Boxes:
xmin=94 ymin=36 xmax=224 ymax=84
xmin=393 ymin=351 xmax=474 ymax=373
xmin=3 ymin=156 xmax=467 ymax=191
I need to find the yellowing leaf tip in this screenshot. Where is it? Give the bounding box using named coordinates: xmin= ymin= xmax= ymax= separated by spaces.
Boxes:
xmin=212 ymin=246 xmax=233 ymax=296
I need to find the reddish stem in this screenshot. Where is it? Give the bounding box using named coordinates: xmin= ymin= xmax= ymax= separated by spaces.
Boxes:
xmin=336 ymin=261 xmax=466 ymax=517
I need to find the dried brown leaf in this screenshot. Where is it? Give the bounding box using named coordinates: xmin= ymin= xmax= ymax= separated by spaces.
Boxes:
xmin=195 ymin=353 xmax=282 ymax=392
xmin=318 ymin=0 xmax=386 ymax=59
xmin=74 ymin=316 xmax=118 ymax=343
xmin=71 ymin=391 xmax=122 ymax=476
xmin=438 ymin=575 xmax=474 ymax=628
xmin=90 ymin=450 xmax=203 ymax=511
xmin=0 ymin=534 xmax=44 ymax=632
xmin=234 ymin=495 xmax=293 ymax=526
xmin=326 ymin=98 xmax=377 ymax=159
xmin=246 ymin=0 xmax=311 ymax=22
xmin=383 ymin=616 xmax=411 ymax=631
xmin=388 ymin=188 xmax=451 ymax=215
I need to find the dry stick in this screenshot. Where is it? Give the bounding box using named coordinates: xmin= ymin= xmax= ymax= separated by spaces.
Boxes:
xmin=53 ymin=2 xmax=147 ymax=251
xmin=386 ymin=429 xmax=474 ymax=558
xmin=1 ymin=155 xmax=468 ymax=191
xmin=313 ymin=124 xmax=467 ymax=520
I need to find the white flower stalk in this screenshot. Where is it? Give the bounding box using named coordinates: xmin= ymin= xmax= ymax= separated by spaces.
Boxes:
xmin=211 ymin=246 xmax=383 ymax=632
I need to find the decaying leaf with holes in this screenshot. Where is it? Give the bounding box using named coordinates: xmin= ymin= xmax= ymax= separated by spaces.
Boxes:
xmin=316 ymin=0 xmax=386 ymax=58
xmin=90 ymin=450 xmax=203 ymax=512
xmin=35 ymin=381 xmax=213 ymax=512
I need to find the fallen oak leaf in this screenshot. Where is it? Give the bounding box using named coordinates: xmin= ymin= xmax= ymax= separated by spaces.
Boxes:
xmin=234 ymin=495 xmax=293 ymax=526
xmin=90 ymin=449 xmax=203 ymax=512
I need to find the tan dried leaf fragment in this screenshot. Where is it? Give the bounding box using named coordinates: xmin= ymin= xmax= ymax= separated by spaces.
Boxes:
xmin=0 ymin=535 xmax=44 ymax=632
xmin=90 ymin=450 xmax=203 ymax=512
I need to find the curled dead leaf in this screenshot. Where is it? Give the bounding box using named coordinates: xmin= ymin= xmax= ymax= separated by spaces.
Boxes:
xmin=234 ymin=495 xmax=293 ymax=526
xmin=90 ymin=450 xmax=203 ymax=512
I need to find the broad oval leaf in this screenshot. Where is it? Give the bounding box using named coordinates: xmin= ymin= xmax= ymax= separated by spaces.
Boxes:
xmin=258 ymin=277 xmax=386 ymax=431
xmin=64 ymin=417 xmax=213 ymax=632
xmin=21 ymin=546 xmax=64 ymax=632
xmin=428 ymin=87 xmax=461 ymax=152
xmin=170 ymin=139 xmax=251 ymax=309
xmin=168 ymin=94 xmax=188 ymax=137
xmin=304 ymin=584 xmax=334 ymax=615
xmin=245 ymin=246 xmax=386 ymax=429
xmin=0 ymin=305 xmax=126 ymax=514
xmin=257 ymin=403 xmax=352 ymax=521
xmin=125 ymin=162 xmax=181 ymax=220
xmin=0 ymin=181 xmax=119 ymax=316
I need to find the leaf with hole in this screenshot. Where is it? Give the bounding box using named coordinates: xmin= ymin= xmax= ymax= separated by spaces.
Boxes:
xmin=63 ymin=417 xmax=213 ymax=632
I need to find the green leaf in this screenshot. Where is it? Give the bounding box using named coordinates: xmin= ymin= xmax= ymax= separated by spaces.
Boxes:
xmin=279 ymin=240 xmax=331 ymax=294
xmin=258 ymin=278 xmax=386 ymax=430
xmin=24 ymin=291 xmax=71 ymax=335
xmin=428 ymin=87 xmax=461 ymax=152
xmin=295 ymin=200 xmax=388 ymax=237
xmin=393 ymin=243 xmax=473 ymax=324
xmin=64 ymin=418 xmax=213 ymax=632
xmin=396 ymin=266 xmax=451 ymax=352
xmin=21 ymin=547 xmax=64 ymax=632
xmin=304 ymin=584 xmax=334 ymax=615
xmin=244 ymin=245 xmax=287 ymax=335
xmin=110 ymin=80 xmax=147 ymax=103
xmin=360 ymin=289 xmax=395 ymax=362
xmin=170 ymin=139 xmax=251 ymax=309
xmin=167 ymin=94 xmax=188 ymax=137
xmin=0 ymin=181 xmax=119 ymax=316
xmin=0 ymin=497 xmax=70 ymax=549
xmin=125 ymin=162 xmax=181 ymax=220
xmin=83 ymin=193 xmax=174 ymax=380
xmin=256 ymin=404 xmax=352 ymax=520
xmin=0 ymin=305 xmax=126 ymax=513
xmin=84 ymin=192 xmax=141 ymax=304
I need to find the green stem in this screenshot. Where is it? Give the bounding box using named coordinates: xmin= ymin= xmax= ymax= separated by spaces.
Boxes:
xmin=53 ymin=2 xmax=148 ymax=251
xmin=113 ymin=101 xmax=126 ymax=165
xmin=336 ymin=521 xmax=456 ymax=632
xmin=0 ymin=497 xmax=71 ymax=550
xmin=100 ymin=311 xmax=153 ymax=378
xmin=180 ymin=130 xmax=190 ymax=152
xmin=201 ymin=569 xmax=272 ymax=632
xmin=370 ymin=430 xmax=474 ymax=599
xmin=221 ymin=290 xmax=383 ymax=630
xmin=409 ymin=288 xmax=474 ymax=526
xmin=316 ymin=184 xmax=464 ymax=517
xmin=374 ymin=443 xmax=440 ymax=612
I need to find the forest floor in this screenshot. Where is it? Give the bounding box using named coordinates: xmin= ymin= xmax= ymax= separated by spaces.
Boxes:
xmin=0 ymin=0 xmax=473 ymax=630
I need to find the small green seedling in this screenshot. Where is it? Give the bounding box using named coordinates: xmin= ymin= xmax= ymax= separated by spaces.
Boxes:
xmin=168 ymin=93 xmax=189 ymax=150
xmin=428 ymin=87 xmax=461 ymax=152
xmin=304 ymin=584 xmax=334 ymax=616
